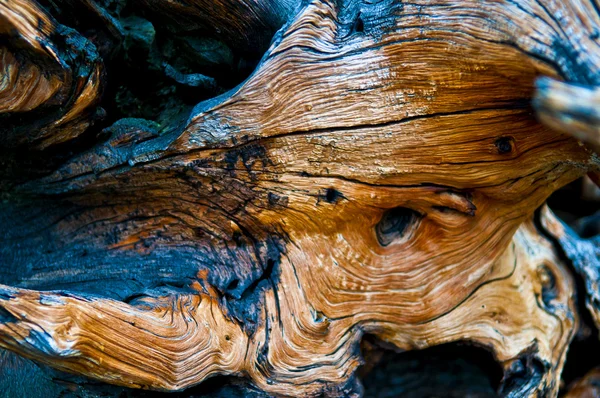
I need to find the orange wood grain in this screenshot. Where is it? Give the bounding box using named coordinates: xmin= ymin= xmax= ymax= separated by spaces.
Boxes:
xmin=1 ymin=0 xmax=600 ymax=396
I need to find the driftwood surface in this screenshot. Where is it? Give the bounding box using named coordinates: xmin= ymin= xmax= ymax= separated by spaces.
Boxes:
xmin=1 ymin=0 xmax=600 ymax=397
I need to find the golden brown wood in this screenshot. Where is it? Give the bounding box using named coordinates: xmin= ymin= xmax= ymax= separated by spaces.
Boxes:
xmin=1 ymin=0 xmax=600 ymax=396
xmin=0 ymin=216 xmax=580 ymax=395
xmin=0 ymin=0 xmax=103 ymax=149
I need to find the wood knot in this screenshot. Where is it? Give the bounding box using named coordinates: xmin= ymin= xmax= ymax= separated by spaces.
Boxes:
xmin=353 ymin=14 xmax=364 ymax=34
xmin=324 ymin=188 xmax=343 ymax=204
xmin=376 ymin=207 xmax=421 ymax=246
xmin=494 ymin=137 xmax=514 ymax=154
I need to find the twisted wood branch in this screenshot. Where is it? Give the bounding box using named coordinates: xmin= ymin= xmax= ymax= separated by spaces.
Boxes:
xmin=1 ymin=0 xmax=600 ymax=396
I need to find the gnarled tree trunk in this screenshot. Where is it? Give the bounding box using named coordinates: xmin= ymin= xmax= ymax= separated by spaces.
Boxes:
xmin=0 ymin=0 xmax=599 ymax=397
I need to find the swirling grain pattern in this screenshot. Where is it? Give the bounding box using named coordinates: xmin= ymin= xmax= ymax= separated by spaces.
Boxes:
xmin=1 ymin=0 xmax=599 ymax=396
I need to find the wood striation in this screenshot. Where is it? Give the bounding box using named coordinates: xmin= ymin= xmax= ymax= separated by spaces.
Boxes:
xmin=0 ymin=0 xmax=103 ymax=150
xmin=0 ymin=216 xmax=581 ymax=395
xmin=1 ymin=0 xmax=600 ymax=396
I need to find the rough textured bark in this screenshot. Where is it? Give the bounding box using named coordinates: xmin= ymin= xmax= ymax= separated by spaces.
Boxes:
xmin=1 ymin=0 xmax=600 ymax=397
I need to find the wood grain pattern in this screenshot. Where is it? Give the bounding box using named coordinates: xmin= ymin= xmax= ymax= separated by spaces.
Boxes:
xmin=1 ymin=0 xmax=600 ymax=396
xmin=0 ymin=0 xmax=103 ymax=150
xmin=0 ymin=217 xmax=580 ymax=395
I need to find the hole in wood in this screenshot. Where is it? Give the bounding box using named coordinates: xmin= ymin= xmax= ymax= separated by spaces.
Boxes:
xmin=353 ymin=14 xmax=364 ymax=33
xmin=227 ymin=279 xmax=239 ymax=291
xmin=546 ymin=176 xmax=599 ymax=237
xmin=376 ymin=207 xmax=421 ymax=246
xmin=232 ymin=230 xmax=243 ymax=244
xmin=494 ymin=136 xmax=514 ymax=154
xmin=361 ymin=340 xmax=503 ymax=396
xmin=499 ymin=354 xmax=546 ymax=396
xmin=324 ymin=188 xmax=343 ymax=203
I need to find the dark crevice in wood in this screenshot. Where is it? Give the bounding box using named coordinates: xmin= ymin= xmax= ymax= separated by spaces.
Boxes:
xmin=499 ymin=351 xmax=548 ymax=397
xmin=323 ymin=187 xmax=344 ymax=204
xmin=353 ymin=13 xmax=364 ymax=34
xmin=226 ymin=279 xmax=240 ymax=292
xmin=360 ymin=341 xmax=502 ymax=397
xmin=546 ymin=178 xmax=600 ymax=229
xmin=0 ymin=306 xmax=17 ymax=324
xmin=376 ymin=207 xmax=421 ymax=246
xmin=494 ymin=137 xmax=515 ymax=155
xmin=533 ymin=207 xmax=600 ymax=392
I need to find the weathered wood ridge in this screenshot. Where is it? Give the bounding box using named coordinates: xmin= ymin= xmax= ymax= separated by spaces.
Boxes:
xmin=0 ymin=0 xmax=599 ymax=396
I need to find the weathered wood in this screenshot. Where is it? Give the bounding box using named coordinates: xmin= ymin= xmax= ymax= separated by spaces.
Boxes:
xmin=1 ymin=0 xmax=600 ymax=396
xmin=0 ymin=216 xmax=580 ymax=395
xmin=541 ymin=205 xmax=600 ymax=332
xmin=535 ymin=77 xmax=600 ymax=154
xmin=0 ymin=0 xmax=103 ymax=150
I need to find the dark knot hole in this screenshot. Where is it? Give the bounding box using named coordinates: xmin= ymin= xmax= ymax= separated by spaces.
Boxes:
xmin=376 ymin=207 xmax=421 ymax=246
xmin=353 ymin=14 xmax=364 ymax=33
xmin=494 ymin=136 xmax=514 ymax=154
